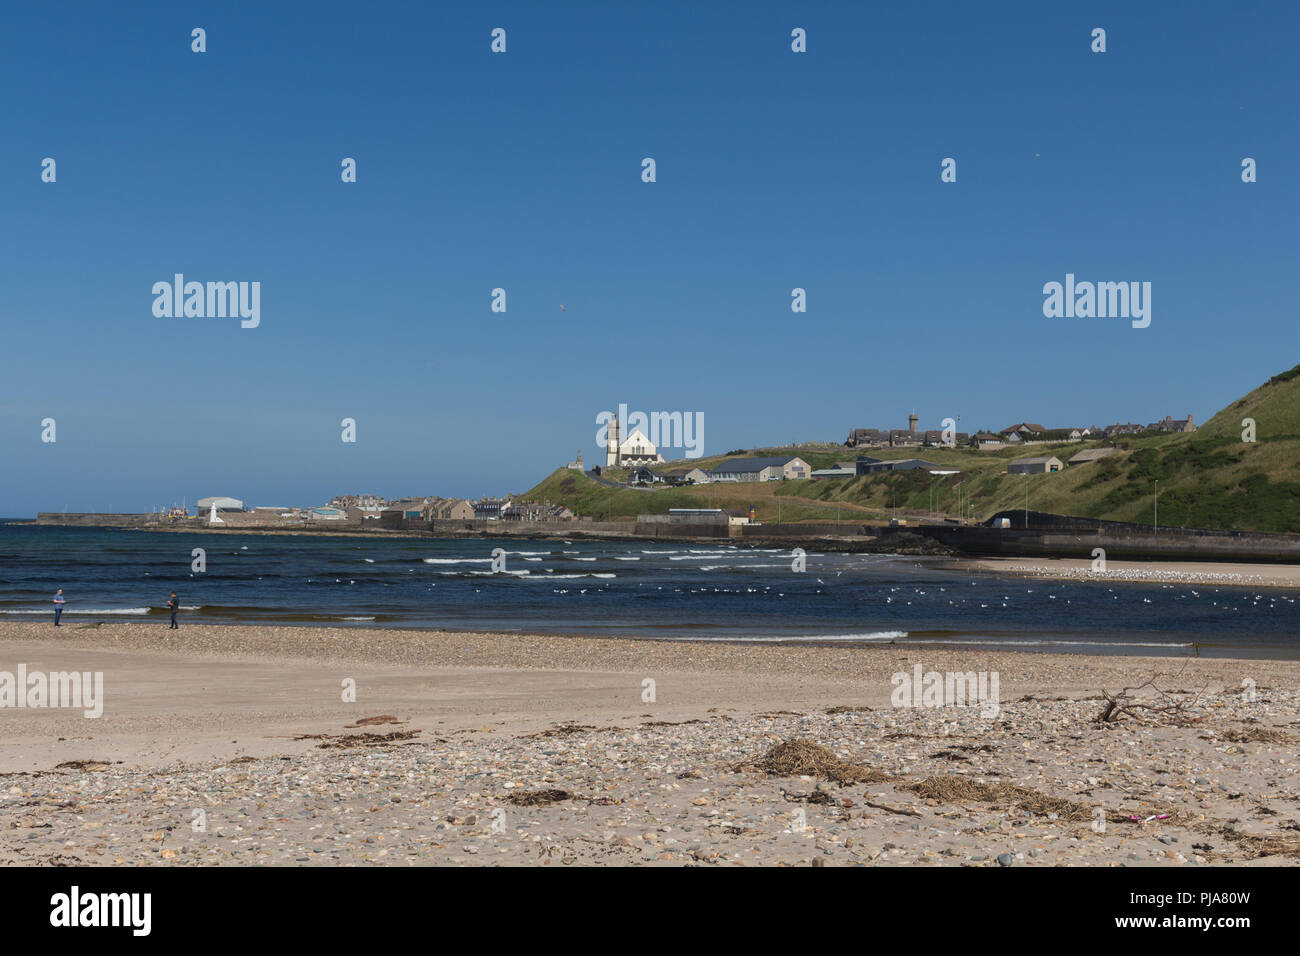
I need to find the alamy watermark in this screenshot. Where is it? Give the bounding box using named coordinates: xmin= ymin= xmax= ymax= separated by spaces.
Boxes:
xmin=0 ymin=665 xmax=103 ymax=718
xmin=891 ymin=663 xmax=1000 ymax=718
xmin=596 ymin=403 xmax=704 ymax=459
xmin=50 ymin=886 xmax=150 ymax=936
xmin=152 ymin=274 xmax=260 ymax=328
xmin=1042 ymin=274 xmax=1150 ymax=328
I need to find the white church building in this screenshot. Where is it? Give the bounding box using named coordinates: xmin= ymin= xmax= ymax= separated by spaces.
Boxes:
xmin=605 ymin=414 xmax=664 ymax=467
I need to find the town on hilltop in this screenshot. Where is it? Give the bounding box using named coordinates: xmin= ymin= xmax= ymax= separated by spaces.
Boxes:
xmin=37 ymin=408 xmax=1203 ymax=531
xmin=846 ymin=411 xmax=1197 ymax=450
xmin=583 ymin=408 xmax=1198 ymax=487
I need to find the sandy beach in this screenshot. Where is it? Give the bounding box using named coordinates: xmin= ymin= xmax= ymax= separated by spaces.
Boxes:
xmin=971 ymin=557 xmax=1300 ymax=589
xmin=1 ymin=620 xmax=1298 ymax=866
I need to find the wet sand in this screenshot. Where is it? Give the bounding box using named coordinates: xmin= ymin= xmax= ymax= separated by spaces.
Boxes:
xmin=971 ymin=557 xmax=1300 ymax=589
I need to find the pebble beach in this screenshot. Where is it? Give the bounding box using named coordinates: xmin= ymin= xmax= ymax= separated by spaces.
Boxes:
xmin=2 ymin=620 xmax=1298 ymax=866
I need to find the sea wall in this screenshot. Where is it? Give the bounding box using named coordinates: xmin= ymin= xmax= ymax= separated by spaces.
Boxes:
xmin=426 ymin=517 xmax=636 ymax=538
xmin=632 ymin=514 xmax=730 ymax=539
xmin=737 ymin=523 xmax=856 ymax=538
xmin=36 ymin=513 xmax=160 ymax=528
xmin=898 ymin=525 xmax=1300 ymax=563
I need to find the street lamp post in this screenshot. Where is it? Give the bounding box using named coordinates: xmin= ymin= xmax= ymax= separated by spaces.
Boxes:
xmin=1154 ymin=479 xmax=1158 ymax=532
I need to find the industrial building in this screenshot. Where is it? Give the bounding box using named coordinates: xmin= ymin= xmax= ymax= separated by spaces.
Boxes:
xmin=196 ymin=496 xmax=243 ymax=512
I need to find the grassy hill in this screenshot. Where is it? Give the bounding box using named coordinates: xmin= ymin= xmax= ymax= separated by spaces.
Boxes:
xmin=524 ymin=365 xmax=1300 ymax=533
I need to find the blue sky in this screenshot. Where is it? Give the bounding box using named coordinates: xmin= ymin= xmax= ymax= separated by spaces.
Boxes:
xmin=1 ymin=1 xmax=1296 ymax=514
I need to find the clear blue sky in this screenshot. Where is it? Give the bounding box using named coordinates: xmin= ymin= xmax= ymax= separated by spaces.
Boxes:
xmin=2 ymin=1 xmax=1296 ymax=514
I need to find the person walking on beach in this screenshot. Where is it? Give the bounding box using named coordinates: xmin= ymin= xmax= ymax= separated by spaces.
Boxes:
xmin=167 ymin=591 xmax=179 ymax=630
xmin=53 ymin=588 xmax=65 ymax=627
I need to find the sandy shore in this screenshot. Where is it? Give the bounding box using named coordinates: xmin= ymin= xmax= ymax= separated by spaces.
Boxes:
xmin=1 ymin=620 xmax=1298 ymax=866
xmin=971 ymin=557 xmax=1300 ymax=589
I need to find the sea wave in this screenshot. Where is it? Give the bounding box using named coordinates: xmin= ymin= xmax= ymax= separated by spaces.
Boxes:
xmin=437 ymin=569 xmax=531 ymax=576
xmin=0 ymin=607 xmax=151 ymax=615
xmin=689 ymin=631 xmax=910 ymax=643
xmin=529 ymin=573 xmax=616 ymax=580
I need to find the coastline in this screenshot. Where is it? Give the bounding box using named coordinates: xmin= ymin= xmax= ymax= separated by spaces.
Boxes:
xmin=2 ymin=620 xmax=1298 ymax=865
xmin=970 ymin=556 xmax=1300 ymax=589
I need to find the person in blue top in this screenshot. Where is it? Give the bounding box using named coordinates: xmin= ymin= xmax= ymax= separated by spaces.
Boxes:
xmin=53 ymin=588 xmax=65 ymax=627
xmin=167 ymin=592 xmax=179 ymax=629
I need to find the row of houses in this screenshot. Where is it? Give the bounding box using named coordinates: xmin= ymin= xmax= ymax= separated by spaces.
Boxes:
xmin=979 ymin=415 xmax=1196 ymax=444
xmin=201 ymin=493 xmax=575 ymax=525
xmin=850 ymin=413 xmax=1196 ymax=451
xmin=642 ymin=453 xmax=961 ymax=486
xmin=845 ymin=427 xmax=972 ymax=448
xmin=1103 ymin=415 xmax=1197 ymax=436
xmin=378 ymin=496 xmax=575 ymax=522
xmin=845 ymin=411 xmax=970 ymax=449
xmin=468 ymin=497 xmax=575 ymax=521
xmin=328 ymin=493 xmax=387 ymax=512
xmin=966 ymin=414 xmax=1196 ymax=449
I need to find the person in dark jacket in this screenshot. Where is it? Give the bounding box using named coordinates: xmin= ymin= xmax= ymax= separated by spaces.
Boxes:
xmin=168 ymin=592 xmax=179 ymax=629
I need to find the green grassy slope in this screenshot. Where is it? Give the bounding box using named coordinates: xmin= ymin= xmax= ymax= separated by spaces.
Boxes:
xmin=525 ymin=365 xmax=1300 ymax=532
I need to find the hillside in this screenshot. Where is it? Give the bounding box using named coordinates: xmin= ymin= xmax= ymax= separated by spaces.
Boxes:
xmin=525 ymin=365 xmax=1300 ymax=533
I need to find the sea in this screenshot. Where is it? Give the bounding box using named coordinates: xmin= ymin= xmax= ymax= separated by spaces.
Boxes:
xmin=1 ymin=524 xmax=1297 ymax=658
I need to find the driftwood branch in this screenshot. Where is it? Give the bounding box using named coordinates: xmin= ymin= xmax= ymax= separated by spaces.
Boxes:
xmin=862 ymin=800 xmax=921 ymax=817
xmin=1095 ymin=663 xmax=1208 ymax=723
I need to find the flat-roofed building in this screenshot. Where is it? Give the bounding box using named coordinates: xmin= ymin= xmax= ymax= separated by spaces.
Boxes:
xmin=1008 ymin=456 xmax=1063 ymax=474
xmin=857 ymin=458 xmax=945 ymax=474
xmin=1067 ymin=447 xmax=1116 ymax=466
xmin=812 ymin=463 xmax=857 ymax=479
xmin=709 ymin=456 xmax=810 ymax=482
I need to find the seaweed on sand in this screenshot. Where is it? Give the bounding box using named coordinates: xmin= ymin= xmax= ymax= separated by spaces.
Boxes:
xmin=902 ymin=775 xmax=1112 ymax=823
xmin=506 ymin=789 xmax=573 ymax=807
xmin=737 ymin=739 xmax=894 ymax=786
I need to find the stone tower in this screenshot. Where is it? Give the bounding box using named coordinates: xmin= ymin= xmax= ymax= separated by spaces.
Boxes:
xmin=606 ymin=413 xmax=621 ymax=468
xmin=908 ymin=411 xmax=919 ymax=434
